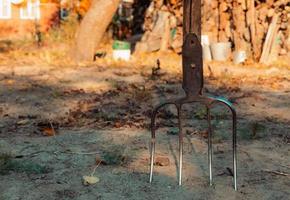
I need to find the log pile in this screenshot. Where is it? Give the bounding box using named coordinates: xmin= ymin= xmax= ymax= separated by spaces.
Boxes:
xmin=134 ymin=0 xmax=289 ymax=63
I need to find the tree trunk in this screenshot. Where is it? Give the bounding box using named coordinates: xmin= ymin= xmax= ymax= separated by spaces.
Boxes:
xmin=74 ymin=0 xmax=121 ymax=62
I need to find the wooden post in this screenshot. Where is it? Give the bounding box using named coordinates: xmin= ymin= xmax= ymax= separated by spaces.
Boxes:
xmin=259 ymin=14 xmax=280 ymax=64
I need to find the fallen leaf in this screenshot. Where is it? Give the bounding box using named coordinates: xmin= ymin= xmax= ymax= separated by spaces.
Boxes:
xmin=17 ymin=119 xmax=29 ymax=125
xmin=154 ymin=156 xmax=170 ymax=166
xmin=200 ymin=130 xmax=209 ymax=139
xmin=42 ymin=127 xmax=55 ymax=137
xmin=37 ymin=121 xmax=58 ymax=136
xmin=95 ymin=155 xmax=107 ymax=165
xmin=143 ymin=156 xmax=170 ymax=166
xmin=114 ymin=121 xmax=122 ymax=128
xmin=5 ymin=79 xmax=15 ymax=85
xmin=82 ymin=176 xmax=100 ymax=186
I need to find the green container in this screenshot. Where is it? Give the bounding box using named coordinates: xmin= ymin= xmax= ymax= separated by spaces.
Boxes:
xmin=112 ymin=40 xmax=131 ymax=50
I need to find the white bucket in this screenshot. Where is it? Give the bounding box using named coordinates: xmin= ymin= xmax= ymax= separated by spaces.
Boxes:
xmin=203 ymin=45 xmax=212 ymax=61
xmin=113 ymin=49 xmax=131 ymax=61
xmin=233 ymin=51 xmax=247 ymax=64
xmin=201 ymin=35 xmax=212 ymax=61
xmin=210 ymin=42 xmax=231 ymax=61
xmin=11 ymin=0 xmax=23 ymax=4
xmin=201 ymin=35 xmax=210 ymax=46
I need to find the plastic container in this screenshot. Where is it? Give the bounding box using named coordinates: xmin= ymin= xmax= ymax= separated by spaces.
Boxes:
xmin=233 ymin=51 xmax=247 ymax=64
xmin=201 ymin=35 xmax=212 ymax=61
xmin=11 ymin=0 xmax=23 ymax=4
xmin=210 ymin=42 xmax=231 ymax=61
xmin=201 ymin=35 xmax=210 ymax=46
xmin=203 ymin=45 xmax=212 ymax=61
xmin=112 ymin=40 xmax=131 ymax=61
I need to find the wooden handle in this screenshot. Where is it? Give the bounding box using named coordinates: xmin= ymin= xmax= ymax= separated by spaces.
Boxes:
xmin=183 ymin=0 xmax=201 ymax=41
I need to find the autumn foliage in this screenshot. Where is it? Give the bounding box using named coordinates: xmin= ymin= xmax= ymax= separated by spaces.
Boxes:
xmin=75 ymin=0 xmax=91 ymax=17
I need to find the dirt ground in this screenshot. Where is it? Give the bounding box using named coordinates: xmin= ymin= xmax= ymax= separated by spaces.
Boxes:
xmin=0 ymin=57 xmax=289 ymax=200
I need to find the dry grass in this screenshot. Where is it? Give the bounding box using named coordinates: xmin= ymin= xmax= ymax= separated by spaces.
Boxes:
xmin=0 ymin=15 xmax=288 ymax=73
xmin=0 ymin=15 xmax=79 ymax=67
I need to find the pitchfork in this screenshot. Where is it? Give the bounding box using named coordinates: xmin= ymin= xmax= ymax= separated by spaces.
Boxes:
xmin=149 ymin=0 xmax=237 ymax=190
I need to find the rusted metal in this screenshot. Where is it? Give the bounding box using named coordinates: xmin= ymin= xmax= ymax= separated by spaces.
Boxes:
xmin=149 ymin=0 xmax=238 ymax=190
xmin=182 ymin=33 xmax=203 ymax=96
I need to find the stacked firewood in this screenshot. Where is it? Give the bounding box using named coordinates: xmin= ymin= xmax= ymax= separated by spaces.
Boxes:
xmin=135 ymin=0 xmax=184 ymax=53
xmin=135 ymin=0 xmax=289 ymax=63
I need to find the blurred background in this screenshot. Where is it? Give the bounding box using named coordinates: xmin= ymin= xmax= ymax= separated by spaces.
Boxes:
xmin=0 ymin=0 xmax=289 ymax=66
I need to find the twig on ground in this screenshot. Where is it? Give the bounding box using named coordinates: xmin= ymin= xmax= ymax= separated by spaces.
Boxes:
xmin=58 ymin=150 xmax=100 ymax=155
xmin=15 ymin=150 xmax=51 ymax=158
xmin=264 ymin=169 xmax=290 ymax=177
xmin=91 ymin=161 xmax=102 ymax=176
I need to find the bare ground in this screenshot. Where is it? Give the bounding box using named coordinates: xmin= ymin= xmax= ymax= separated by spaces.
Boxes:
xmin=0 ymin=60 xmax=289 ymax=200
